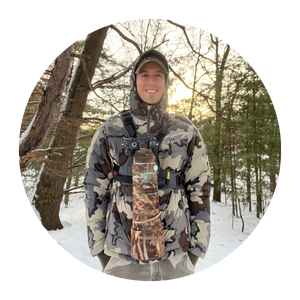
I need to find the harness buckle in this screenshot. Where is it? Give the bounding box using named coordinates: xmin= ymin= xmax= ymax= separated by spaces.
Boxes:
xmin=138 ymin=135 xmax=148 ymax=149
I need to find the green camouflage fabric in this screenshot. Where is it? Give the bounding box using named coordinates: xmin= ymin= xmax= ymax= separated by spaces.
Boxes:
xmin=84 ymin=49 xmax=211 ymax=268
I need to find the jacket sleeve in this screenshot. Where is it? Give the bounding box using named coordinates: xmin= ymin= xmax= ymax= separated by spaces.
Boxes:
xmin=83 ymin=122 xmax=113 ymax=256
xmin=184 ymin=126 xmax=211 ymax=259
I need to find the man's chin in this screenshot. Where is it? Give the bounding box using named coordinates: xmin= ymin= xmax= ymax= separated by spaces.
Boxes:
xmin=141 ymin=99 xmax=162 ymax=105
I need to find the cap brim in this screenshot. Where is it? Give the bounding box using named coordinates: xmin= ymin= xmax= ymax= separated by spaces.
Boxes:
xmin=135 ymin=58 xmax=168 ymax=75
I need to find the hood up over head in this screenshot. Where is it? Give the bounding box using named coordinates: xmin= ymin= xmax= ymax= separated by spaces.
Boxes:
xmin=129 ymin=49 xmax=169 ymax=134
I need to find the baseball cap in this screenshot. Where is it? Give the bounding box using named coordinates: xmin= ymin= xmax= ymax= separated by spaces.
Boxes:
xmin=135 ymin=53 xmax=168 ymax=75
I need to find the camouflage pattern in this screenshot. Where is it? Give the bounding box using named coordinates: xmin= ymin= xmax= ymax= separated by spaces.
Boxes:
xmin=131 ymin=149 xmax=165 ymax=260
xmin=135 ymin=55 xmax=168 ymax=75
xmin=84 ymin=50 xmax=211 ymax=272
xmin=103 ymin=252 xmax=194 ymax=281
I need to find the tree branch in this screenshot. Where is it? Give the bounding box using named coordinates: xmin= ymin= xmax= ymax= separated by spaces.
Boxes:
xmin=92 ymin=61 xmax=135 ymax=89
xmin=152 ymin=38 xmax=169 ymax=50
xmin=69 ymin=162 xmax=85 ymax=170
xmin=170 ymin=65 xmax=228 ymax=121
xmin=72 ymin=154 xmax=86 ymax=165
xmin=20 ymin=147 xmax=65 ymax=158
xmin=220 ymin=45 xmax=231 ymax=73
xmin=92 ymin=31 xmax=169 ymax=91
xmin=167 ymin=20 xmax=215 ymax=64
xmin=73 ymin=53 xmax=121 ymax=113
xmin=19 ymin=147 xmax=67 ymax=171
xmin=73 ymin=53 xmax=95 ymax=92
xmin=74 ymin=133 xmax=94 ymax=141
xmin=110 ymin=25 xmax=143 ymax=54
xmin=63 ymin=185 xmax=84 ymax=194
xmin=105 ymin=23 xmax=170 ymax=109
xmin=80 ymin=117 xmax=106 ymax=123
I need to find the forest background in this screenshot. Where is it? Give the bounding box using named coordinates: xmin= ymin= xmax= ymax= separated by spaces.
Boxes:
xmin=19 ymin=19 xmax=280 ymax=232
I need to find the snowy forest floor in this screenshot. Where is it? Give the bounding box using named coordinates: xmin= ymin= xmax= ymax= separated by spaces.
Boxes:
xmin=47 ymin=191 xmax=261 ymax=273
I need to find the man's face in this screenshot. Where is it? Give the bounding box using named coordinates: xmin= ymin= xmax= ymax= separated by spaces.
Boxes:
xmin=136 ymin=62 xmax=166 ymax=105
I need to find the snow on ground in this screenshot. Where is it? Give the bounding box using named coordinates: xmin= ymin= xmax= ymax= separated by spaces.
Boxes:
xmin=48 ymin=191 xmax=260 ymax=273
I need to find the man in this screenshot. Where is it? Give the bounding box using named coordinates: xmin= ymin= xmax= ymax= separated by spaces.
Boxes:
xmin=84 ymin=49 xmax=211 ymax=281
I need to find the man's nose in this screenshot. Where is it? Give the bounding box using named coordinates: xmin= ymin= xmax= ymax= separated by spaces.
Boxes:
xmin=147 ymin=75 xmax=156 ymax=85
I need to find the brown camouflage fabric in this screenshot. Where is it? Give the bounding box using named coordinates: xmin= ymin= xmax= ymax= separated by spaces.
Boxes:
xmin=84 ymin=49 xmax=211 ymax=270
xmin=131 ymin=149 xmax=165 ymax=260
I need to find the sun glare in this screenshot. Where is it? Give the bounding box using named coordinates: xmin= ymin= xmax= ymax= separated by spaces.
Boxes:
xmin=169 ymin=82 xmax=193 ymax=104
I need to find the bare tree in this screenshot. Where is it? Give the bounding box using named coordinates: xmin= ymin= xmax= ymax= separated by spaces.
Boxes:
xmin=86 ymin=20 xmax=170 ymax=115
xmin=211 ymin=35 xmax=230 ymax=202
xmin=32 ymin=27 xmax=109 ymax=230
xmin=166 ymin=21 xmax=231 ymax=202
xmin=19 ymin=45 xmax=73 ymax=172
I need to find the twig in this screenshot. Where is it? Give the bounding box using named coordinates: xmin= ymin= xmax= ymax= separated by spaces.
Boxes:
xmin=167 ymin=20 xmax=215 ymax=64
xmin=109 ymin=25 xmax=143 ymax=54
xmin=76 ymin=133 xmax=94 ymax=141
xmin=20 ymin=147 xmax=66 ymax=164
xmin=92 ymin=62 xmax=135 ymax=89
xmin=81 ymin=118 xmax=105 ymax=122
xmin=68 ymin=162 xmax=85 ymax=170
xmin=64 ymin=190 xmax=85 ymax=195
xmin=72 ymin=154 xmax=86 ymax=165
xmin=73 ymin=53 xmax=121 ymax=113
xmin=170 ymin=65 xmax=227 ymax=120
xmin=64 ymin=184 xmax=84 ymax=194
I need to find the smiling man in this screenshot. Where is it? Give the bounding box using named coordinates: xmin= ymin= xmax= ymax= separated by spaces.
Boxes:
xmin=84 ymin=49 xmax=211 ymax=281
xmin=135 ymin=60 xmax=166 ymax=105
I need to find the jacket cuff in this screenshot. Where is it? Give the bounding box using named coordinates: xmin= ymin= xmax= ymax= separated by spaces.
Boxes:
xmin=189 ymin=247 xmax=207 ymax=259
xmin=91 ymin=242 xmax=104 ymax=257
xmin=187 ymin=251 xmax=199 ymax=267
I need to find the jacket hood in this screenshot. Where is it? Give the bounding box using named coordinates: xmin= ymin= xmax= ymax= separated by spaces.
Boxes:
xmin=129 ymin=50 xmax=169 ymax=133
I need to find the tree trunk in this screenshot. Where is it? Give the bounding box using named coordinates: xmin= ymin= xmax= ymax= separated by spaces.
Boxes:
xmin=188 ymin=53 xmax=200 ymax=121
xmin=64 ymin=174 xmax=72 ymax=207
xmin=269 ymin=123 xmax=278 ymax=195
xmin=238 ymin=198 xmax=244 ymax=232
xmin=258 ymin=156 xmax=263 ymax=215
xmin=252 ymin=90 xmax=261 ymax=219
xmin=255 ymin=161 xmax=260 ymax=219
xmin=246 ymin=159 xmax=252 ymax=212
xmin=246 ymin=110 xmax=252 ymax=212
xmin=19 ymin=45 xmax=73 ymax=172
xmin=33 ymin=27 xmax=109 ymax=230
xmin=211 ymin=37 xmax=230 ymax=202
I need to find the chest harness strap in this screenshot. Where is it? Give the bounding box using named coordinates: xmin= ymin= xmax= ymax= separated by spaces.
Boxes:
xmin=113 ymin=110 xmax=185 ymax=189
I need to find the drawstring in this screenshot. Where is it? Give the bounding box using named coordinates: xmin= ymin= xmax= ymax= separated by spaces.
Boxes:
xmin=133 ymin=211 xmax=162 ymax=224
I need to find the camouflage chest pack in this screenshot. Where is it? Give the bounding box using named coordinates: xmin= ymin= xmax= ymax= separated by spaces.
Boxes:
xmin=113 ymin=110 xmax=185 ymax=261
xmin=131 ymin=149 xmax=165 ymax=260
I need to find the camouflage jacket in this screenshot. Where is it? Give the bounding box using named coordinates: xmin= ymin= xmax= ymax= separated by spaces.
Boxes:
xmin=84 ymin=50 xmax=211 ymax=264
